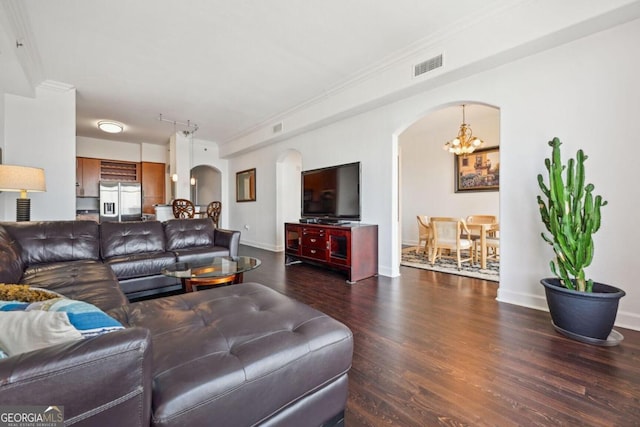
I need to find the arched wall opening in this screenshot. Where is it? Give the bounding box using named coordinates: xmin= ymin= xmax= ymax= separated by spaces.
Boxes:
xmin=395 ymin=101 xmax=501 ymax=281
xmin=275 ymin=149 xmax=303 ymax=251
xmin=190 ymin=164 xmax=222 ymax=213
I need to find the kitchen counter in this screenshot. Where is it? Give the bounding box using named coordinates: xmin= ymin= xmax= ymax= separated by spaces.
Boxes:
xmin=76 ymin=210 xmax=99 ymax=222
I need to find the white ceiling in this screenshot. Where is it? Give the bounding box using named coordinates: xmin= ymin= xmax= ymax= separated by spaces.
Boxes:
xmin=0 ymin=0 xmax=503 ymax=146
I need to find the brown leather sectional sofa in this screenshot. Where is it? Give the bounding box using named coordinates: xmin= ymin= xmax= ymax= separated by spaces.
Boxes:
xmin=0 ymin=219 xmax=353 ymax=426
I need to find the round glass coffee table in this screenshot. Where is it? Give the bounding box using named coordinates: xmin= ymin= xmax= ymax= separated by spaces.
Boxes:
xmin=162 ymin=256 xmax=261 ymax=292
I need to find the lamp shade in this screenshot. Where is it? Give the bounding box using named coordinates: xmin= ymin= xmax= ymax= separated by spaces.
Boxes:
xmin=0 ymin=165 xmax=47 ymax=194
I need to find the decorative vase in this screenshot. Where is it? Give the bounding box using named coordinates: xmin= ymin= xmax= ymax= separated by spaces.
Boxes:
xmin=540 ymin=278 xmax=625 ymax=346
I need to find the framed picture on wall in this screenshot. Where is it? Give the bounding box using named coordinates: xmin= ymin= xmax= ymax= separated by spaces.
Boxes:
xmin=236 ymin=168 xmax=256 ymax=202
xmin=454 ymin=146 xmax=500 ymax=193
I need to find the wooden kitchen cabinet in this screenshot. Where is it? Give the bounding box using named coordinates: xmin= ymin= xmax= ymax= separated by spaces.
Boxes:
xmin=141 ymin=162 xmax=166 ymax=214
xmin=76 ymin=157 xmax=101 ymax=197
xmin=100 ymin=160 xmax=140 ymax=182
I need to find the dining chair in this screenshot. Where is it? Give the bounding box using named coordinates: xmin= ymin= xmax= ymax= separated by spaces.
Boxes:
xmin=466 ymin=215 xmax=498 ymax=268
xmin=481 ymin=225 xmax=500 ymax=262
xmin=429 ymin=217 xmax=474 ymax=270
xmin=416 ymin=215 xmax=431 ymax=256
xmin=172 ymin=199 xmax=195 ymax=218
xmin=206 ymin=201 xmax=222 ymax=228
xmin=465 ymin=215 xmax=498 ymax=237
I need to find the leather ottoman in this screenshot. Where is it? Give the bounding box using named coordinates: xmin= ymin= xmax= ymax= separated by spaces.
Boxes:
xmin=109 ymin=282 xmax=353 ymax=426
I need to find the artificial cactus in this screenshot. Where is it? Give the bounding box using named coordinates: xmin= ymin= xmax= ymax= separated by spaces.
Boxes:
xmin=537 ymin=137 xmax=607 ymax=292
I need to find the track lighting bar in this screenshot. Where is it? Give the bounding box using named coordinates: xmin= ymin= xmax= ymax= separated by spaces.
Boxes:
xmin=158 ymin=114 xmax=199 ymax=133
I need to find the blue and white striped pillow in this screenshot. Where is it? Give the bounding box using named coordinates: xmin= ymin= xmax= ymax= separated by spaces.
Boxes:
xmin=22 ymin=298 xmax=124 ymax=338
xmin=0 ymin=296 xmax=124 ymax=360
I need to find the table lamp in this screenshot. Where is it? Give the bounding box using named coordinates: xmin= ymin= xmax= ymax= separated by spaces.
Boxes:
xmin=0 ymin=164 xmax=46 ymax=221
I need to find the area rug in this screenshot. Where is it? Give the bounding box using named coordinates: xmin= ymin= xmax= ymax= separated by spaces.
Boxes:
xmin=401 ymin=247 xmax=499 ymax=282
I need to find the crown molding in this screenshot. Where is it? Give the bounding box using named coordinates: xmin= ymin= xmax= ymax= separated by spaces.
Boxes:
xmin=221 ymin=0 xmax=524 ymax=144
xmin=38 ymin=80 xmax=75 ymax=93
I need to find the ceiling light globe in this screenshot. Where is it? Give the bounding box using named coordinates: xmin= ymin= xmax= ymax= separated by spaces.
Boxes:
xmin=98 ymin=121 xmax=124 ymax=133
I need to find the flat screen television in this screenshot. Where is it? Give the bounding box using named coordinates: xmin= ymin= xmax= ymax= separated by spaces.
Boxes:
xmin=301 ymin=161 xmax=360 ymax=223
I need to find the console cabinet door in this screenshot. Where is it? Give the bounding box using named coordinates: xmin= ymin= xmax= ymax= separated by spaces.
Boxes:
xmin=328 ymin=229 xmax=351 ymax=266
xmin=285 ymin=224 xmax=302 ymax=256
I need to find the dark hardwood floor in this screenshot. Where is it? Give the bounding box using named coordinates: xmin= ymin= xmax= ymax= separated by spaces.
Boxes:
xmin=237 ymin=245 xmax=640 ymax=426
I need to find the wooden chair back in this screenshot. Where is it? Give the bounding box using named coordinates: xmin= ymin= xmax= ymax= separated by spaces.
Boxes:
xmin=429 ymin=217 xmax=474 ymax=269
xmin=206 ymin=201 xmax=222 ymax=228
xmin=416 ymin=215 xmax=431 ymax=255
xmin=466 ymin=215 xmax=498 ymax=238
xmin=430 ymin=217 xmax=469 ymax=245
xmin=172 ymin=199 xmax=195 ymax=218
xmin=465 ymin=215 xmax=497 ymax=225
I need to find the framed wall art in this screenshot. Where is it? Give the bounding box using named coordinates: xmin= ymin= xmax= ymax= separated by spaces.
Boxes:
xmin=236 ymin=168 xmax=256 ymax=202
xmin=454 ymin=146 xmax=500 ymax=193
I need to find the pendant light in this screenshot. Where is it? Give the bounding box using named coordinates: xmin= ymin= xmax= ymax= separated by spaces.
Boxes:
xmin=443 ymin=105 xmax=483 ymax=156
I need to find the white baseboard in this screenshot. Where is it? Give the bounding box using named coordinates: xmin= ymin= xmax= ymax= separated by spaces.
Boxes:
xmin=239 ymin=239 xmax=280 ymax=252
xmin=497 ymin=288 xmax=640 ymax=332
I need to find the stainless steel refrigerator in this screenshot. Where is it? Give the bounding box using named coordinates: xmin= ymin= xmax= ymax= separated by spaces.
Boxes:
xmin=99 ymin=181 xmax=142 ymax=222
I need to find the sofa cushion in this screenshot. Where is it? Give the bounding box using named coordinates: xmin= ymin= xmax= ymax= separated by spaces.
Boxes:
xmin=0 ymin=225 xmax=24 ymax=283
xmin=100 ymin=221 xmax=166 ymax=258
xmin=170 ymin=246 xmax=231 ymax=263
xmin=2 ymin=221 xmax=100 ymax=266
xmin=164 ymin=218 xmax=215 ymax=250
xmin=104 ymin=252 xmax=177 ymax=280
xmin=110 ymin=282 xmax=353 ymax=427
xmin=21 ymin=260 xmax=128 ymax=312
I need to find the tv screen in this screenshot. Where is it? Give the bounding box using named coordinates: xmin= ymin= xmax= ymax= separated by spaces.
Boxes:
xmin=301 ymin=162 xmax=360 ymax=222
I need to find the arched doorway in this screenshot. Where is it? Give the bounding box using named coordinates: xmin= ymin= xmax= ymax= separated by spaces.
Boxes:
xmin=190 ymin=164 xmax=222 ymax=214
xmin=396 ymin=102 xmax=500 ymax=279
xmin=275 ymin=149 xmax=302 ymax=251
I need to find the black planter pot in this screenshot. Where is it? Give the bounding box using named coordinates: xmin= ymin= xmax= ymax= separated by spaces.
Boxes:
xmin=540 ymin=278 xmax=626 ymax=346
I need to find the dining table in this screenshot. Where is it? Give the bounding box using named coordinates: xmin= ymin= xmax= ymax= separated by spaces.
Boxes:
xmin=466 ymin=221 xmax=499 ymax=269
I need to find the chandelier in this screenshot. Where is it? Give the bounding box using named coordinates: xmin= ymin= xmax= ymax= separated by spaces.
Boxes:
xmin=443 ymin=104 xmax=483 ymax=156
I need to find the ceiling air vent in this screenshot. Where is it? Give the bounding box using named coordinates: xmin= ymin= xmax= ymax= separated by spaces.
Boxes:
xmin=272 ymin=122 xmax=283 ymax=134
xmin=413 ymin=54 xmax=443 ymax=77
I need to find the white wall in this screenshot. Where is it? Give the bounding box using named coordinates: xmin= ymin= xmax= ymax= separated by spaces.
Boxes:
xmin=400 ymin=105 xmax=500 ymax=246
xmin=3 ymin=83 xmax=76 ymax=220
xmin=227 ymin=18 xmax=640 ymax=330
xmin=77 ymin=136 xmax=141 ymax=161
xmin=141 ymin=143 xmax=167 ymax=163
xmin=229 ymin=150 xmax=281 ymax=250
xmin=77 ymin=137 xmax=168 ymax=163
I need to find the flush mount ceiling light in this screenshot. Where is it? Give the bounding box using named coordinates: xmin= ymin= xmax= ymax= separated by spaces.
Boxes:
xmin=443 ymin=104 xmax=483 ymax=156
xmin=98 ymin=121 xmax=124 ymax=134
